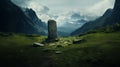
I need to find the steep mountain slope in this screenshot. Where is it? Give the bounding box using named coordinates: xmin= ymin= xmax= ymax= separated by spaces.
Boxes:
xmin=23 ymin=8 xmax=47 ymax=35
xmin=71 ymin=0 xmax=120 ymax=36
xmin=0 ymin=0 xmax=47 ymax=35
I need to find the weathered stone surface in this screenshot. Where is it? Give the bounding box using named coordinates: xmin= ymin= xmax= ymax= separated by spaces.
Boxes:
xmin=33 ymin=43 xmax=44 ymax=47
xmin=48 ymin=20 xmax=57 ymax=40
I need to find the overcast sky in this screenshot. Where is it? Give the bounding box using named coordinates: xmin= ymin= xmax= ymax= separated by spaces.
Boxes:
xmin=11 ymin=0 xmax=115 ymax=26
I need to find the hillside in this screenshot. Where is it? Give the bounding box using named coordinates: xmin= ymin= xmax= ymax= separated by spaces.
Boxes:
xmin=0 ymin=0 xmax=47 ymax=35
xmin=0 ymin=32 xmax=120 ymax=67
xmin=71 ymin=0 xmax=120 ymax=36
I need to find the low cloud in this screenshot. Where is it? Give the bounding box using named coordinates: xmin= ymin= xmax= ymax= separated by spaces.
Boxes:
xmin=11 ymin=0 xmax=115 ymax=26
xmin=86 ymin=0 xmax=115 ymax=16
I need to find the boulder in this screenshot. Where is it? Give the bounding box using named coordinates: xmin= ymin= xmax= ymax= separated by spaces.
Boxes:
xmin=33 ymin=43 xmax=44 ymax=47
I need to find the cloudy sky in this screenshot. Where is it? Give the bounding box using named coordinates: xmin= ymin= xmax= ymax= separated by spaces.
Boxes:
xmin=11 ymin=0 xmax=115 ymax=27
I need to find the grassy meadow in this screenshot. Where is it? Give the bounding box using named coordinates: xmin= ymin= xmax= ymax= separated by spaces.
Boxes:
xmin=0 ymin=32 xmax=120 ymax=67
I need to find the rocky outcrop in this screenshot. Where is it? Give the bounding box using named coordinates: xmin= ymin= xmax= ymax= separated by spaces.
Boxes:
xmin=0 ymin=0 xmax=47 ymax=35
xmin=71 ymin=0 xmax=120 ymax=36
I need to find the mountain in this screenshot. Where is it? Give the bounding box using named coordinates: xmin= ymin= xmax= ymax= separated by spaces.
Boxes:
xmin=57 ymin=13 xmax=87 ymax=36
xmin=71 ymin=0 xmax=120 ymax=36
xmin=0 ymin=0 xmax=47 ymax=35
xmin=58 ymin=31 xmax=70 ymax=37
xmin=23 ymin=8 xmax=47 ymax=34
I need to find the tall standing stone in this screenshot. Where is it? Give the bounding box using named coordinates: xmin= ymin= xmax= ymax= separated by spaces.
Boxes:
xmin=48 ymin=20 xmax=57 ymax=40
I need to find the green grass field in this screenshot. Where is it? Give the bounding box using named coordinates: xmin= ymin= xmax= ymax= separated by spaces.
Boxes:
xmin=0 ymin=32 xmax=120 ymax=67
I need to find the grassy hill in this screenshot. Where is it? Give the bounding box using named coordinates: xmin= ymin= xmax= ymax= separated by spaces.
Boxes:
xmin=0 ymin=32 xmax=120 ymax=67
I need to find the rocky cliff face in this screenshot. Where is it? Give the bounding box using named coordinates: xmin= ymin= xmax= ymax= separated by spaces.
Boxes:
xmin=71 ymin=0 xmax=120 ymax=36
xmin=0 ymin=0 xmax=47 ymax=35
xmin=112 ymin=0 xmax=120 ymax=23
xmin=23 ymin=8 xmax=47 ymax=35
